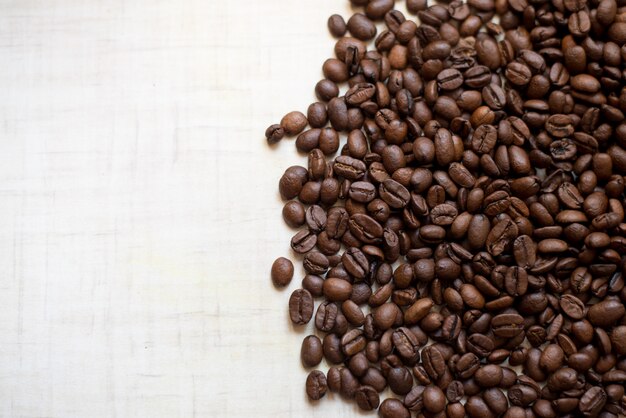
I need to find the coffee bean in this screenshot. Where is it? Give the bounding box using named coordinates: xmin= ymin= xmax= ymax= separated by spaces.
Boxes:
xmin=349 ymin=213 xmax=383 ymax=243
xmin=290 ymin=229 xmax=317 ymax=254
xmin=579 ymin=386 xmax=607 ymax=416
xmin=471 ymin=124 xmax=498 ymax=154
xmin=355 ymin=385 xmax=380 ymax=410
xmin=405 ymin=298 xmax=433 ymax=324
xmin=388 ymin=367 xmax=413 ymax=395
xmin=380 ymin=178 xmax=410 ymax=208
xmin=475 ymin=364 xmax=503 ymax=387
xmin=303 ymin=251 xmax=329 ymax=275
xmin=281 ymin=111 xmax=308 ymax=136
xmin=289 ymin=289 xmax=314 ymax=325
xmin=328 ymin=14 xmax=347 ymax=37
xmin=423 ymin=386 xmax=446 ymax=413
xmin=559 ymin=294 xmax=585 ymax=320
xmin=467 ymin=333 xmax=495 ymax=358
xmin=265 ymin=124 xmax=285 ymax=144
xmin=491 ymin=313 xmax=524 ymax=337
xmin=301 ymin=335 xmax=323 ymax=367
xmin=306 ymin=370 xmax=328 ymax=400
xmin=323 ymin=278 xmax=353 ymax=302
xmin=437 ymin=68 xmax=464 ymax=90
xmin=271 ymin=257 xmax=294 ymax=287
xmin=347 ymin=13 xmax=377 ymax=41
xmin=506 ymin=62 xmax=532 ymax=86
xmin=379 ymin=398 xmax=411 ymax=418
xmin=486 ymin=218 xmax=518 ymax=256
xmin=588 ymin=298 xmax=625 ymax=327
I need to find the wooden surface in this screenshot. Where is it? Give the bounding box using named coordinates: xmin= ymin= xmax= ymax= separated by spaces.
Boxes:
xmin=0 ymin=0 xmax=372 ymax=417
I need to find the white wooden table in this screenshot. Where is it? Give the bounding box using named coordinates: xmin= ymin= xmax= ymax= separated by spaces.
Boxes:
xmin=0 ymin=0 xmax=379 ymax=417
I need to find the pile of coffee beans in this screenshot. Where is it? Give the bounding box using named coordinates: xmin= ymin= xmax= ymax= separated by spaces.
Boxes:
xmin=266 ymin=0 xmax=626 ymax=416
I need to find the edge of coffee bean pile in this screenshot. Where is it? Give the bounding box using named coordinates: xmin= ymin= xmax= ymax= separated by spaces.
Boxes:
xmin=266 ymin=0 xmax=626 ymax=417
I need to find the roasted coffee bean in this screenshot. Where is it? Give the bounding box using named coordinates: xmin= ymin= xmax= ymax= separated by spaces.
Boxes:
xmin=423 ymin=386 xmax=446 ymax=413
xmin=475 ymin=364 xmax=503 ymax=387
xmin=303 ymin=251 xmax=329 ymax=275
xmin=579 ymin=386 xmax=607 ymax=416
xmin=301 ymin=335 xmax=323 ymax=367
xmin=291 ymin=230 xmax=317 ymax=254
xmin=281 ymin=111 xmax=308 ymax=136
xmin=379 ymin=398 xmax=411 ymax=418
xmin=306 ymin=370 xmax=327 ymax=400
xmin=380 ymin=179 xmax=410 ymax=208
xmin=486 ymin=218 xmax=518 ymax=256
xmin=588 ymin=298 xmax=625 ymax=327
xmin=265 ymin=124 xmax=285 ymax=144
xmin=328 ymin=14 xmax=347 ymax=37
xmin=271 ymin=257 xmax=294 ymax=287
xmin=289 ymin=289 xmax=314 ymax=325
xmin=491 ymin=313 xmax=524 ymax=337
xmin=355 ymin=385 xmax=380 ymax=410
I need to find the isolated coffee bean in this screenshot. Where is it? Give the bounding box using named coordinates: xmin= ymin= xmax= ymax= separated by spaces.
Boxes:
xmin=271 ymin=256 xmax=294 ymax=288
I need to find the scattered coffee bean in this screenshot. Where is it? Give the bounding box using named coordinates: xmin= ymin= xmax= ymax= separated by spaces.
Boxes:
xmin=267 ymin=1 xmax=626 ymax=416
xmin=271 ymin=257 xmax=293 ymax=287
xmin=305 ymin=370 xmax=327 ymax=400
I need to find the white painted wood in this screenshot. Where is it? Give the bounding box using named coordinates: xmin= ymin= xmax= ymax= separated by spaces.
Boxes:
xmin=0 ymin=0 xmax=373 ymax=417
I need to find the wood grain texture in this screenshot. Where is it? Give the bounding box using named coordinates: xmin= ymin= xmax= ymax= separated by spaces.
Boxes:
xmin=0 ymin=0 xmax=371 ymax=417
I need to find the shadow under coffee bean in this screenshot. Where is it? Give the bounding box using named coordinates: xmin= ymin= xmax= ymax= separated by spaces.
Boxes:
xmin=267 ymin=0 xmax=626 ymax=417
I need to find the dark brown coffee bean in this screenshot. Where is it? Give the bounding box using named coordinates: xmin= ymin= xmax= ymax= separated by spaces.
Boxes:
xmin=289 ymin=289 xmax=314 ymax=325
xmin=492 ymin=313 xmax=524 ymax=337
xmin=328 ymin=14 xmax=347 ymax=37
xmin=388 ymin=367 xmax=413 ymax=395
xmin=341 ymin=328 xmax=366 ymax=356
xmin=271 ymin=257 xmax=294 ymax=287
xmin=323 ymin=278 xmax=353 ymax=302
xmin=349 ymin=213 xmax=383 ymax=243
xmin=506 ymin=62 xmax=532 ymax=86
xmin=588 ymin=298 xmax=625 ymax=327
xmin=467 ymin=333 xmax=495 ymax=358
xmin=393 ymin=327 xmax=421 ymax=362
xmin=265 ymin=124 xmax=285 ymax=144
xmin=291 ymin=230 xmax=317 ymax=254
xmin=347 ymin=13 xmax=377 ymax=41
xmin=578 ymin=386 xmax=607 ymax=417
xmin=380 ymin=398 xmax=411 ymax=418
xmin=279 ymin=166 xmax=308 ymax=200
xmin=423 ymin=386 xmax=446 ymax=413
xmin=472 ymin=124 xmax=498 ymax=154
xmin=560 ymin=294 xmax=585 ymax=320
xmin=474 ymin=364 xmax=503 ymax=387
xmin=422 ymin=345 xmax=447 ymax=380
xmin=301 ymin=335 xmax=323 ymax=367
xmin=437 ymin=68 xmax=464 ymax=90
xmin=281 ymin=111 xmax=308 ymax=136
xmin=355 ymin=385 xmax=380 ymax=410
xmin=306 ymin=370 xmax=327 ymax=400
xmin=374 ymin=302 xmax=399 ymax=331
xmin=486 ymin=218 xmax=518 ymax=256
xmin=405 ymin=298 xmax=434 ymax=324
xmin=379 ymin=179 xmax=410 ymax=209
xmin=568 ymin=10 xmax=591 ymax=37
